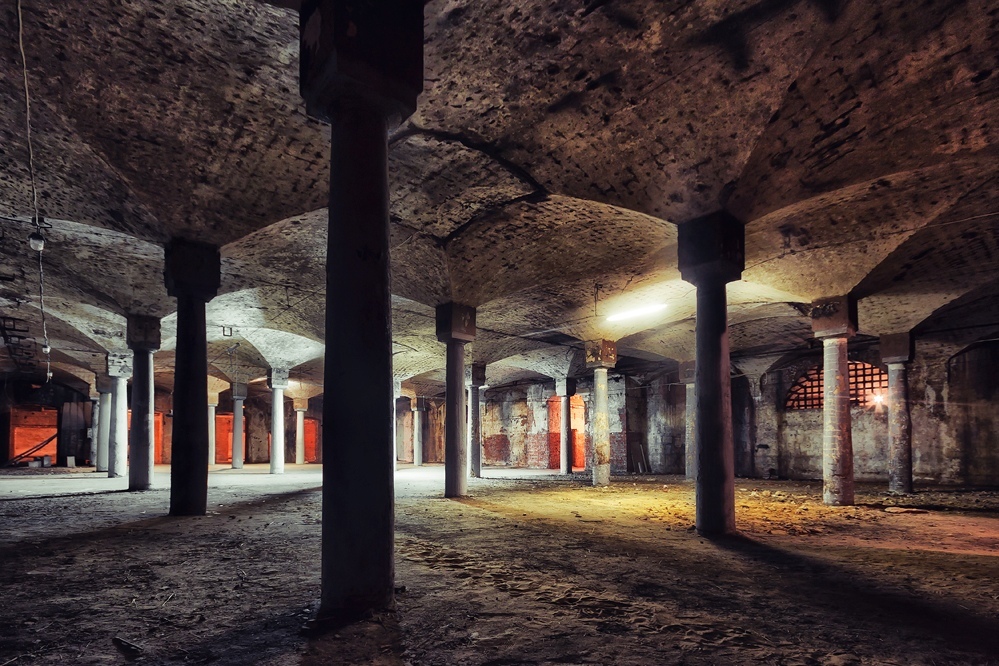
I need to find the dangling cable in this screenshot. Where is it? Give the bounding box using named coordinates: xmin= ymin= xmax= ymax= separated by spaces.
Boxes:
xmin=17 ymin=0 xmax=39 ymax=225
xmin=17 ymin=0 xmax=51 ymax=381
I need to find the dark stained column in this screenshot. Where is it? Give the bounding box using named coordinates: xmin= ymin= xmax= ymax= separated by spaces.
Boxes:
xmin=679 ymin=360 xmax=696 ymax=481
xmin=127 ymin=315 xmax=160 ymax=491
xmin=467 ymin=363 xmax=486 ymax=479
xmin=437 ymin=303 xmax=476 ymax=497
xmin=165 ymin=238 xmax=221 ymax=516
xmin=556 ymin=378 xmax=576 ymax=474
xmin=811 ymin=295 xmax=858 ymax=506
xmin=881 ymin=332 xmax=913 ymax=494
xmin=678 ymin=211 xmax=744 ymax=537
xmin=585 ymin=340 xmax=617 ymax=487
xmin=299 ymin=0 xmax=423 ymax=624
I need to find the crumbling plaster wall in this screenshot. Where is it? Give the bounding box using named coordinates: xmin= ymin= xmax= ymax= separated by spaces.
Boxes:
xmin=645 ymin=375 xmax=686 ymax=474
xmin=525 ymin=384 xmax=555 ymax=469
xmin=483 ymin=387 xmax=529 ymax=467
xmin=908 ymin=339 xmax=999 ymax=485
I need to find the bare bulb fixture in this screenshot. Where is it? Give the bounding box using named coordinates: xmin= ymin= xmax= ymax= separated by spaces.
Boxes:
xmin=41 ymin=344 xmax=51 ymax=354
xmin=28 ymin=231 xmax=45 ymax=252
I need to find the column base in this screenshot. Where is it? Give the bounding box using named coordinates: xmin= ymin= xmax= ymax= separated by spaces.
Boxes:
xmin=592 ymin=464 xmax=610 ymax=487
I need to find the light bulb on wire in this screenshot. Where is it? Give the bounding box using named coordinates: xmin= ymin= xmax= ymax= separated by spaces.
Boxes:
xmin=28 ymin=230 xmax=44 ymax=252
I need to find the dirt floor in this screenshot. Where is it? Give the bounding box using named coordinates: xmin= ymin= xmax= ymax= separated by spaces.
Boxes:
xmin=2 ymin=465 xmax=999 ymax=665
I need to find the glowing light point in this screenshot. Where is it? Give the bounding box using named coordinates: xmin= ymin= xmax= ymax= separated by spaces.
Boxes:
xmin=606 ymin=303 xmax=667 ymax=322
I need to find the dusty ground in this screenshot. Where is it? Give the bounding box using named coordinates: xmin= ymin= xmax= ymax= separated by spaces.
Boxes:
xmin=2 ymin=465 xmax=999 ymax=665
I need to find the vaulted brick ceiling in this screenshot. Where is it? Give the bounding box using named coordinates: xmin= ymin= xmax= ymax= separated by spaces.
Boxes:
xmin=0 ymin=0 xmax=996 ymax=395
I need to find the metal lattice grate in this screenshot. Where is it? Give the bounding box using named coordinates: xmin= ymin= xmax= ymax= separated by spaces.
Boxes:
xmin=785 ymin=361 xmax=888 ymax=411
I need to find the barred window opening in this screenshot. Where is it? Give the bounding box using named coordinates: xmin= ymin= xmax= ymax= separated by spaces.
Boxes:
xmin=785 ymin=361 xmax=888 ymax=411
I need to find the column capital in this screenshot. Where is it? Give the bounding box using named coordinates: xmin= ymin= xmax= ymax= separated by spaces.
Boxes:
xmin=293 ymin=397 xmax=310 ymax=411
xmin=810 ymin=295 xmax=858 ymax=339
xmin=679 ymin=359 xmax=696 ymax=384
xmin=465 ymin=363 xmax=486 ymax=388
xmin=126 ymin=314 xmax=161 ymax=352
xmin=106 ymin=351 xmax=133 ymax=379
xmin=555 ymin=378 xmax=577 ymax=397
xmin=299 ymin=0 xmax=424 ymax=124
xmin=436 ymin=302 xmax=476 ymax=343
xmin=96 ymin=375 xmax=115 ymax=393
xmin=880 ymin=332 xmax=913 ymax=364
xmin=678 ymin=210 xmax=745 ymax=286
xmin=268 ymin=368 xmax=290 ymax=390
xmin=164 ymin=238 xmax=220 ymax=301
xmin=585 ymin=339 xmax=617 ymax=370
xmin=231 ymin=382 xmax=248 ymax=400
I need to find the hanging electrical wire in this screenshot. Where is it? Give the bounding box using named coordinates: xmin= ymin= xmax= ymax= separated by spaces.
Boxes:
xmin=16 ymin=0 xmax=51 ymax=381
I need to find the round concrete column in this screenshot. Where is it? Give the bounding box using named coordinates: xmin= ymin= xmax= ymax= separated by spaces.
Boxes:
xmin=685 ymin=382 xmax=696 ymax=481
xmin=592 ymin=367 xmax=611 ymax=486
xmin=128 ymin=348 xmax=155 ymax=490
xmin=295 ymin=408 xmax=307 ymax=465
xmin=96 ymin=389 xmax=111 ymax=472
xmin=468 ymin=384 xmax=481 ymax=478
xmin=693 ymin=278 xmax=736 ymax=535
xmin=559 ymin=395 xmax=571 ymax=474
xmin=231 ymin=397 xmax=245 ymax=469
xmin=165 ymin=239 xmax=220 ymax=516
xmin=108 ymin=376 xmax=129 ymax=479
xmin=167 ymin=287 xmax=215 ymax=513
xmin=89 ymin=397 xmax=100 ymax=467
xmin=887 ymin=362 xmax=912 ymax=494
xmin=822 ymin=336 xmax=854 ymax=505
xmin=207 ymin=403 xmax=217 ymax=466
xmin=319 ymin=104 xmax=395 ymax=622
xmin=412 ymin=400 xmax=424 ymax=467
xmin=444 ymin=340 xmax=468 ymax=497
xmin=556 ymin=378 xmax=575 ymax=475
xmin=270 ymin=386 xmax=285 ymax=475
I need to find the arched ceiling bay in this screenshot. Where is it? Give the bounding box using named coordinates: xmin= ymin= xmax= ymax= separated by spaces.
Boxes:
xmin=0 ymin=0 xmax=997 ymax=390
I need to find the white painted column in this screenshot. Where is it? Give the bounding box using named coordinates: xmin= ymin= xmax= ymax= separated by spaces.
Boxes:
xmin=207 ymin=402 xmax=217 ymax=466
xmin=295 ymin=408 xmax=307 ymax=465
xmin=412 ymin=401 xmax=424 ymax=467
xmin=107 ymin=352 xmax=133 ymax=479
xmin=108 ymin=376 xmax=129 ymax=478
xmin=556 ymin=378 xmax=576 ymax=475
xmin=89 ymin=396 xmax=100 ymax=467
xmin=231 ymin=384 xmax=246 ymax=470
xmin=269 ymin=369 xmax=289 ymax=474
xmin=393 ymin=380 xmax=402 ymax=472
xmin=96 ymin=384 xmax=112 ymax=472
